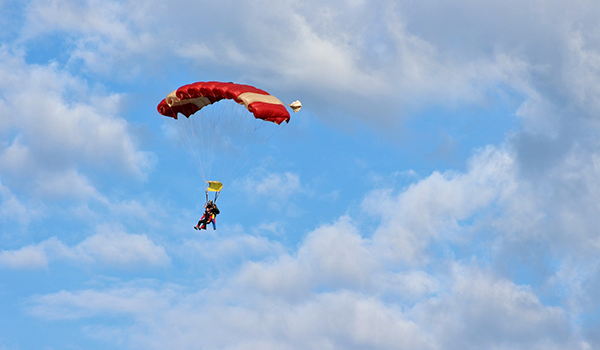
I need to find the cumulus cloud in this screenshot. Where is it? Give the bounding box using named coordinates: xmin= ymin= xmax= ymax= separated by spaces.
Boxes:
xmin=10 ymin=0 xmax=600 ymax=135
xmin=22 ymin=0 xmax=161 ymax=76
xmin=76 ymin=227 xmax=170 ymax=267
xmin=410 ymin=266 xmax=578 ymax=350
xmin=4 ymin=0 xmax=600 ymax=349
xmin=23 ymin=264 xmax=584 ymax=350
xmin=19 ymin=147 xmax=598 ymax=346
xmin=34 ymin=168 xmax=103 ymax=201
xmin=236 ymin=217 xmax=378 ymax=300
xmin=0 ymin=48 xmax=153 ymax=200
xmin=299 ymin=217 xmax=378 ymax=287
xmin=0 ymin=243 xmax=48 ymax=269
xmin=362 ymin=146 xmax=514 ymax=265
xmin=0 ymin=226 xmax=170 ymax=269
xmin=10 ymin=0 xmax=508 ymax=127
xmin=26 ymin=282 xmax=436 ymax=350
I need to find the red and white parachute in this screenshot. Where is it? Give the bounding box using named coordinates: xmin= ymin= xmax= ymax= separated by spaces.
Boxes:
xmin=158 ymin=81 xmax=301 ymax=124
xmin=157 ymin=81 xmax=301 ymax=195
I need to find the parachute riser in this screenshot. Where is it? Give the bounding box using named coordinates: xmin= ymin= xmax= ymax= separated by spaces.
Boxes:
xmin=205 ymin=190 xmax=220 ymax=204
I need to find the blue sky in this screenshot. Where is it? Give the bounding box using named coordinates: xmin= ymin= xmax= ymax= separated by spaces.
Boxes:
xmin=1 ymin=0 xmax=599 ymax=349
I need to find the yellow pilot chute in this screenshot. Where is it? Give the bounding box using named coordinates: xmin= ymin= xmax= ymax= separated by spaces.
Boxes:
xmin=206 ymin=181 xmax=223 ymax=192
xmin=205 ymin=181 xmax=223 ymax=203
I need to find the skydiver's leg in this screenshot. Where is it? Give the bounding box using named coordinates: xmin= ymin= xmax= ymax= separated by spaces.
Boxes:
xmin=202 ymin=215 xmax=212 ymax=230
xmin=209 ymin=214 xmax=216 ymax=230
xmin=196 ymin=214 xmax=208 ymax=229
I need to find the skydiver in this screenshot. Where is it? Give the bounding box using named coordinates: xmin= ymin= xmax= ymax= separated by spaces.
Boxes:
xmin=194 ymin=200 xmax=220 ymax=230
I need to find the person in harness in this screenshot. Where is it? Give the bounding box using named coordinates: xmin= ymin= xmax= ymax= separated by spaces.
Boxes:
xmin=194 ymin=181 xmax=222 ymax=231
xmin=195 ymin=200 xmax=220 ymax=230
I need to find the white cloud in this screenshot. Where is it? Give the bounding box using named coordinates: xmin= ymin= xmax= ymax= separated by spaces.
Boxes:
xmin=373 ymin=270 xmax=440 ymax=302
xmin=410 ymin=266 xmax=579 ymax=350
xmin=236 ymin=217 xmax=378 ymax=300
xmin=364 ymin=146 xmax=514 ymax=265
xmin=0 ymin=244 xmax=48 ymax=269
xmin=181 ymin=226 xmax=287 ymax=264
xmin=75 ymin=226 xmax=170 ymax=267
xmin=24 ymin=264 xmax=585 ymax=350
xmin=27 ymin=284 xmax=178 ymax=320
xmin=26 ymin=283 xmax=435 ymax=350
xmin=34 ymin=169 xmax=104 ymax=201
xmin=237 ymin=255 xmax=313 ymax=301
xmin=0 ymin=177 xmax=42 ymax=225
xmin=299 ymin=217 xmax=378 ymax=288
xmin=0 ymin=226 xmax=170 ymax=269
xmin=18 ymin=150 xmax=597 ymax=346
xmin=22 ymin=0 xmax=161 ymax=76
xmin=4 ymin=1 xmax=600 ymax=349
xmin=0 ymin=48 xmax=154 ymax=200
xmin=9 ymin=0 xmax=600 ymax=137
xmin=11 ymin=0 xmax=506 ymax=128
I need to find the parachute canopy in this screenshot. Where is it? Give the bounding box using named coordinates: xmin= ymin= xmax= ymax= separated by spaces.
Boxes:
xmin=157 ymin=81 xmax=301 ymax=124
xmin=157 ymin=81 xmax=301 ymax=191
